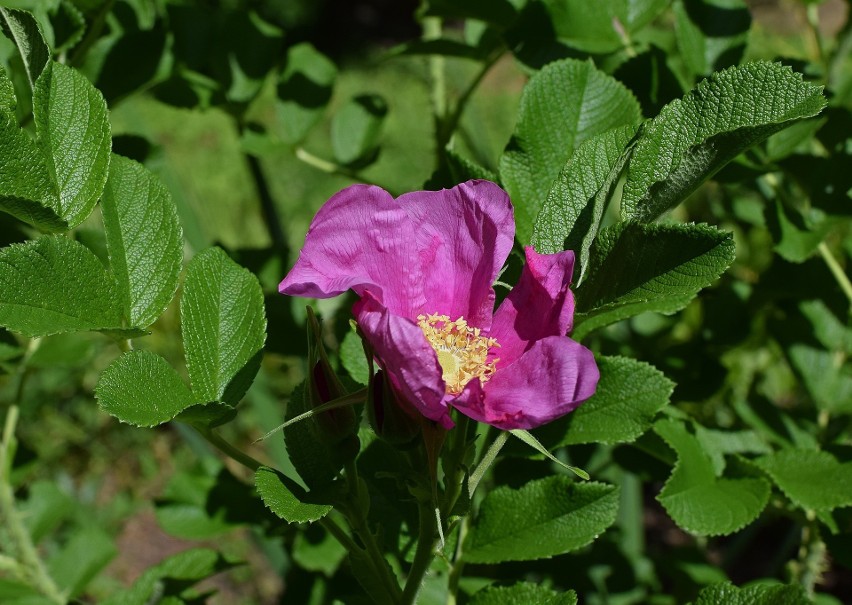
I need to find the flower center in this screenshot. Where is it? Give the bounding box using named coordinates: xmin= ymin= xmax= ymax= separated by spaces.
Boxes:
xmin=417 ymin=313 xmax=500 ymax=395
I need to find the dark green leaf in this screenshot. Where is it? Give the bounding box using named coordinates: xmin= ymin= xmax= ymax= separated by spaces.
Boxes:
xmin=470 ymin=583 xmax=578 ymax=605
xmin=673 ymin=0 xmax=751 ymax=79
xmin=101 ymin=154 xmax=183 ymax=330
xmin=464 ymin=476 xmax=619 ymax=563
xmin=95 ymin=350 xmax=197 ymax=427
xmin=181 ymin=247 xmax=266 ymax=405
xmin=656 ymin=419 xmax=770 ymax=536
xmin=284 ymin=381 xmax=345 ymax=489
xmin=500 ymin=58 xmax=641 ymax=244
xmin=0 ymin=236 xmax=123 ymax=337
xmin=573 ymin=222 xmax=736 ymax=339
xmin=276 ymin=43 xmax=336 ymax=145
xmin=621 ymin=62 xmax=826 ymax=222
xmin=254 ymin=466 xmax=332 ymax=524
xmin=755 ymin=449 xmax=852 ymax=511
xmin=693 ymin=581 xmax=810 ymax=605
xmin=0 ymin=8 xmax=50 ymax=88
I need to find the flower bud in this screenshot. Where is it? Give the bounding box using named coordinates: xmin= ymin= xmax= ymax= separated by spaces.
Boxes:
xmin=367 ymin=370 xmax=421 ymax=448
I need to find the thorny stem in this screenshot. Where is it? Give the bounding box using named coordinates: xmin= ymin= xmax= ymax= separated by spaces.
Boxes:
xmin=0 ymin=407 xmax=66 ymax=604
xmin=817 ymin=242 xmax=852 ymax=313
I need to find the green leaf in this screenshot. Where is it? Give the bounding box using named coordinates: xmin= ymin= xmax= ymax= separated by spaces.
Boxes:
xmin=621 ymin=62 xmax=826 ymax=222
xmin=0 ymin=65 xmax=15 ymax=113
xmin=47 ymin=527 xmax=116 ymax=598
xmin=786 ymin=344 xmax=852 ymax=415
xmin=755 ymin=449 xmax=852 ymax=512
xmin=500 ymin=58 xmax=641 ymax=244
xmin=101 ymin=154 xmax=183 ymax=330
xmin=331 ymin=94 xmax=387 ymax=166
xmin=765 ymin=198 xmax=836 ymax=263
xmin=95 ymin=350 xmax=197 ymax=427
xmin=292 ymin=524 xmax=347 ymax=577
xmin=20 ymin=481 xmax=75 ymax=542
xmin=531 ymin=125 xmax=636 ymax=279
xmin=420 ymin=0 xmax=518 ymax=28
xmin=340 ymin=328 xmax=370 ymax=386
xmin=284 ymin=381 xmax=345 ymax=489
xmin=799 ymin=299 xmax=852 ymax=354
xmin=655 ymin=419 xmax=770 ymax=536
xmin=0 ymin=236 xmax=123 ymax=337
xmin=463 ymin=476 xmax=619 ymax=563
xmin=542 ymin=356 xmax=673 ymax=446
xmin=181 ymin=247 xmax=266 ymax=405
xmin=33 ymin=62 xmax=111 ymax=228
xmin=174 ymin=402 xmax=238 ymax=429
xmin=276 ymin=43 xmax=336 ymax=145
xmin=0 ymin=8 xmax=50 ymax=88
xmin=573 ymin=222 xmax=735 ymax=339
xmin=254 ymin=466 xmax=332 ymax=524
xmin=673 ymin=0 xmax=751 ymax=79
xmin=538 ymin=0 xmax=671 ymax=54
xmin=693 ymin=426 xmax=771 ymax=476
xmin=470 ymin=583 xmax=578 ymax=605
xmin=693 ymin=581 xmax=810 ymax=605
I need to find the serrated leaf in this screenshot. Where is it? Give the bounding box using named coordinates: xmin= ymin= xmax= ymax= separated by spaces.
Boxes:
xmin=33 ymin=62 xmax=111 ymax=228
xmin=47 ymin=527 xmax=116 ymax=598
xmin=470 ymin=583 xmax=578 ymax=605
xmin=536 ymin=356 xmax=673 ymax=447
xmin=0 ymin=236 xmax=123 ymax=337
xmin=500 ymin=58 xmax=641 ymax=244
xmin=0 ymin=8 xmax=50 ymax=88
xmin=655 ymin=419 xmax=770 ymax=536
xmin=693 ymin=581 xmax=810 ymax=605
xmin=95 ymin=350 xmax=197 ymax=427
xmin=254 ymin=466 xmax=332 ymax=524
xmin=276 ymin=43 xmax=336 ymax=145
xmin=573 ymin=222 xmax=735 ymax=340
xmin=331 ymin=94 xmax=387 ymax=166
xmin=181 ymin=247 xmax=266 ymax=405
xmin=101 ymin=154 xmax=182 ymax=329
xmin=463 ymin=476 xmax=618 ymax=563
xmin=693 ymin=426 xmax=771 ymax=476
xmin=532 ymin=125 xmax=636 ymax=280
xmin=621 ymin=61 xmax=826 ymax=222
xmin=755 ymin=449 xmax=852 ymax=512
xmin=174 ymin=402 xmax=237 ymax=429
xmin=0 ymin=65 xmax=17 ymax=113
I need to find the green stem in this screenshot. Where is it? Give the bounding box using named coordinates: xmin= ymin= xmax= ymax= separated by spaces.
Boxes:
xmin=467 ymin=430 xmax=507 ymax=497
xmin=440 ymin=415 xmax=469 ymax=519
xmin=401 ymin=498 xmax=438 ymax=605
xmin=445 ymin=514 xmax=469 ymax=605
xmin=0 ymin=407 xmax=66 ymax=604
xmin=198 ymin=428 xmax=263 ymax=472
xmin=817 ymin=242 xmax=852 ymax=313
xmin=67 ymin=0 xmax=117 ymax=67
xmin=790 ymin=513 xmax=827 ymax=597
xmin=294 ymin=147 xmax=392 ymax=192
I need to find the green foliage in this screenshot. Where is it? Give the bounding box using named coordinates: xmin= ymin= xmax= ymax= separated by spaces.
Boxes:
xmin=469 ymin=583 xmax=578 ymax=605
xmin=254 ymin=466 xmax=332 ymax=524
xmin=463 ymin=476 xmax=619 ymax=563
xmin=693 ymin=582 xmax=810 ymax=605
xmin=756 ymin=449 xmax=852 ymax=512
xmin=331 ymin=94 xmax=388 ymax=167
xmin=276 ymin=43 xmax=336 ymax=145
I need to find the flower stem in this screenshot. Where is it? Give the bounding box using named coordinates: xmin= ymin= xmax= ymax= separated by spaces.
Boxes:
xmin=294 ymin=147 xmax=392 ymax=192
xmin=401 ymin=497 xmax=438 ymax=605
xmin=817 ymin=242 xmax=852 ymax=313
xmin=445 ymin=514 xmax=469 ymax=605
xmin=0 ymin=407 xmax=66 ymax=604
xmin=198 ymin=427 xmax=263 ymax=472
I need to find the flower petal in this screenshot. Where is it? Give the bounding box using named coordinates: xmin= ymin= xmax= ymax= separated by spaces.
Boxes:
xmin=489 ymin=246 xmax=576 ymax=366
xmin=279 ymin=185 xmax=425 ymax=317
xmin=398 ymin=180 xmax=515 ymax=328
xmin=452 ymin=336 xmax=598 ymax=430
xmin=354 ymin=291 xmax=454 ymax=429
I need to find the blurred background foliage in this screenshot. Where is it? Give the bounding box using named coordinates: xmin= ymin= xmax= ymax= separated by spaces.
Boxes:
xmin=0 ymin=0 xmax=850 ymax=603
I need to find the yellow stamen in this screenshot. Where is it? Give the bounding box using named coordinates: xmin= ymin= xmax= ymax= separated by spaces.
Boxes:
xmin=417 ymin=313 xmax=500 ymax=395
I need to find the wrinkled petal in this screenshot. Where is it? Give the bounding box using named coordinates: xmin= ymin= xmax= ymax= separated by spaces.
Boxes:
xmin=399 ymin=180 xmax=515 ymax=328
xmin=353 ymin=291 xmax=454 ymax=429
xmin=279 ymin=185 xmax=425 ymax=317
xmin=452 ymin=336 xmax=598 ymax=430
xmin=489 ymin=246 xmax=576 ymax=366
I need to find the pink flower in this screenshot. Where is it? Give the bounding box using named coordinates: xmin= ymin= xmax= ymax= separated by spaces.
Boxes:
xmin=279 ymin=180 xmax=599 ymax=430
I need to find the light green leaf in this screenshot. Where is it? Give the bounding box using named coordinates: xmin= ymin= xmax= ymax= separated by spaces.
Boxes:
xmin=693 ymin=581 xmax=810 ymax=605
xmin=621 ymin=61 xmax=826 ymax=222
xmin=331 ymin=94 xmax=387 ymax=166
xmin=276 ymin=43 xmax=336 ymax=145
xmin=33 ymin=62 xmax=111 ymax=229
xmin=181 ymin=247 xmax=266 ymax=405
xmin=470 ymin=583 xmax=578 ymax=605
xmin=463 ymin=476 xmax=619 ymax=563
xmin=47 ymin=527 xmax=116 ymax=598
xmin=655 ymin=419 xmax=770 ymax=536
xmin=765 ymin=198 xmax=835 ymax=263
xmin=101 ymin=154 xmax=182 ymax=330
xmin=573 ymin=222 xmax=735 ymax=339
xmin=755 ymin=449 xmax=852 ymax=512
xmin=532 ymin=125 xmax=636 ymax=280
xmin=786 ymin=344 xmax=852 ymax=415
xmin=0 ymin=8 xmax=50 ymax=88
xmin=547 ymin=356 xmax=673 ymax=446
xmin=96 ymin=350 xmax=197 ymax=427
xmin=509 ymin=430 xmax=589 ymax=479
xmin=254 ymin=466 xmax=332 ymax=524
xmin=0 ymin=236 xmax=123 ymax=337
xmin=340 ymin=328 xmax=370 ymax=385
xmin=500 ymin=58 xmax=641 ymax=244
xmin=694 ymin=426 xmax=771 ymax=476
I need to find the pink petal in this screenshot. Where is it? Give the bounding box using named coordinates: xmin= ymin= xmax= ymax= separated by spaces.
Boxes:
xmin=279 ymin=185 xmax=426 ymax=318
xmin=353 ymin=291 xmax=454 ymax=429
xmin=452 ymin=336 xmax=598 ymax=430
xmin=489 ymin=246 xmax=576 ymax=366
xmin=398 ymin=180 xmax=515 ymax=328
